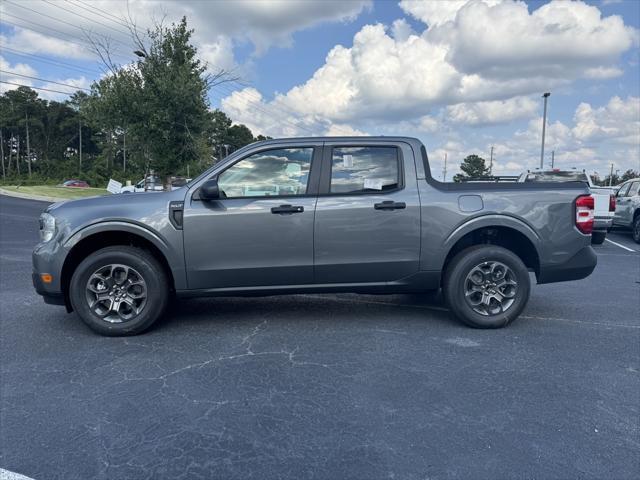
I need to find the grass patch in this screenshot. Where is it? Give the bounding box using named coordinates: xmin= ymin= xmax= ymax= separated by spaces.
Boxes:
xmin=1 ymin=185 xmax=109 ymax=199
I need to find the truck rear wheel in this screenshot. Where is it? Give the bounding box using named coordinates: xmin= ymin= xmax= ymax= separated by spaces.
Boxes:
xmin=443 ymin=245 xmax=530 ymax=328
xmin=69 ymin=246 xmax=169 ymax=336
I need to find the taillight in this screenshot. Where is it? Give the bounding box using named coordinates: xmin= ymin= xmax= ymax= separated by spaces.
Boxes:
xmin=609 ymin=194 xmax=616 ymax=212
xmin=575 ymin=195 xmax=594 ymax=234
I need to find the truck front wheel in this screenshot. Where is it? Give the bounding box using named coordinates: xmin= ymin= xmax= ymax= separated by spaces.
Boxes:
xmin=443 ymin=245 xmax=531 ymax=328
xmin=69 ymin=246 xmax=169 ymax=336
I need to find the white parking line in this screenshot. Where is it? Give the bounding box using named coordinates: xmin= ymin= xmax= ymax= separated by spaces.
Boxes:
xmin=0 ymin=469 xmax=36 ymax=480
xmin=605 ymin=238 xmax=636 ymax=252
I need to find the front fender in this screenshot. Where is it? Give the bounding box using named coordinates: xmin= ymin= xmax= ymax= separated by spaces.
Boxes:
xmin=63 ymin=220 xmax=186 ymax=290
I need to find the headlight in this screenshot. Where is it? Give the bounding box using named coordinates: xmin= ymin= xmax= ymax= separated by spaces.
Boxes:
xmin=39 ymin=213 xmax=56 ymax=242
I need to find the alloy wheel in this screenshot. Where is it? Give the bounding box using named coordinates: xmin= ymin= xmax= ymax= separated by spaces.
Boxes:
xmin=85 ymin=264 xmax=148 ymax=323
xmin=464 ymin=261 xmax=518 ymax=316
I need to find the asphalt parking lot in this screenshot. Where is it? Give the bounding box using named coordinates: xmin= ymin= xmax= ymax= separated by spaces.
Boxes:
xmin=1 ymin=194 xmax=638 ymax=480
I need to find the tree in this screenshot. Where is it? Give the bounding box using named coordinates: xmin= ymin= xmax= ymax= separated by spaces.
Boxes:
xmin=621 ymin=169 xmax=639 ymax=182
xmin=453 ymin=154 xmax=490 ymax=182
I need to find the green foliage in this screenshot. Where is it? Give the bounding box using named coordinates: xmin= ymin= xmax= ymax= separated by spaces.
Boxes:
xmin=453 ymin=154 xmax=490 ymax=182
xmin=0 ymin=18 xmax=263 ymax=186
xmin=601 ymin=169 xmax=639 ymax=186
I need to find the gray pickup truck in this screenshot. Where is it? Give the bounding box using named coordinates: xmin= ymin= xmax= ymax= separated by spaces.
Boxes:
xmin=33 ymin=137 xmax=597 ymax=336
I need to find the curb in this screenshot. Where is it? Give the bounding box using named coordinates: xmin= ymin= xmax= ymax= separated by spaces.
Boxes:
xmin=0 ymin=187 xmax=64 ymax=203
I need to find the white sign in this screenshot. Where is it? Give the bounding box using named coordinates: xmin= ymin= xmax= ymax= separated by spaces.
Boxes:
xmin=364 ymin=178 xmax=383 ymax=190
xmin=106 ymin=179 xmax=123 ymax=194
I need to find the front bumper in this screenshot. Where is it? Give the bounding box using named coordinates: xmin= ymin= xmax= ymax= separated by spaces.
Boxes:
xmin=32 ymin=236 xmax=68 ymax=307
xmin=537 ymin=245 xmax=597 ymax=284
xmin=32 ymin=272 xmax=65 ymax=305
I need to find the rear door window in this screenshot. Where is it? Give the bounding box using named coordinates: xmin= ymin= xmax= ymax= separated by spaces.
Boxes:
xmin=626 ymin=181 xmax=640 ymax=197
xmin=329 ymin=146 xmax=400 ymax=194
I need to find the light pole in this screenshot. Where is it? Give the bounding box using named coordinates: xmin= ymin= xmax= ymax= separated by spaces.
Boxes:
xmin=540 ymin=92 xmax=551 ymax=169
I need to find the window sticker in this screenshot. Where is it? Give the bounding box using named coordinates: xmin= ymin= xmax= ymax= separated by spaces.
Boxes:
xmin=364 ymin=178 xmax=383 ymax=190
xmin=343 ymin=154 xmax=353 ymax=168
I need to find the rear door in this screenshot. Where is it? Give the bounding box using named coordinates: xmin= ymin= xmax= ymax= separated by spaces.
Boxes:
xmin=183 ymin=143 xmax=321 ymax=290
xmin=620 ymin=181 xmax=640 ymax=225
xmin=313 ymin=141 xmax=421 ymax=284
xmin=615 ymin=182 xmax=634 ymax=226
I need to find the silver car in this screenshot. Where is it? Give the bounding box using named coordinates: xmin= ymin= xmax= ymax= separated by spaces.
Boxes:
xmin=613 ymin=178 xmax=640 ymax=243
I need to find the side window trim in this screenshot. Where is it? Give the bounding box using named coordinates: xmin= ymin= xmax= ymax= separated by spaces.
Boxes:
xmin=199 ymin=145 xmax=323 ymax=200
xmin=618 ymin=183 xmax=631 ymax=197
xmin=318 ymin=144 xmax=405 ymax=196
xmin=627 ymin=181 xmax=640 ymax=197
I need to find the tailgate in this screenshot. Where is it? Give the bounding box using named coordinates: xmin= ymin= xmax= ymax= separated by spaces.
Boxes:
xmin=591 ymin=191 xmax=613 ymax=218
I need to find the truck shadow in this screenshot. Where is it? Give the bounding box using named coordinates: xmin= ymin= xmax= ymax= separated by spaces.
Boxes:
xmin=158 ymin=292 xmax=458 ymax=332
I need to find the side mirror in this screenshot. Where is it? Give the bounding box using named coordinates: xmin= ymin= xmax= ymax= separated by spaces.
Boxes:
xmin=200 ymin=178 xmax=220 ymax=201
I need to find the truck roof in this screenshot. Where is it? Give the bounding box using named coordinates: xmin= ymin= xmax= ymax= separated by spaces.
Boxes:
xmin=251 ymin=136 xmax=422 ymax=145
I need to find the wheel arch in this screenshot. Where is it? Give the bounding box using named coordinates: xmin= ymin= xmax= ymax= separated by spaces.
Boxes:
xmin=61 ymin=223 xmax=177 ymax=311
xmin=440 ymin=218 xmax=541 ymax=286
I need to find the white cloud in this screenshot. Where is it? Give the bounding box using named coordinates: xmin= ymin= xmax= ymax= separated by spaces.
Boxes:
xmin=223 ymin=0 xmax=637 ymax=132
xmin=572 ymin=96 xmax=640 ymax=145
xmin=426 ymin=0 xmax=636 ymax=82
xmin=399 ymin=0 xmax=501 ymax=27
xmin=584 ymin=66 xmax=624 ymax=79
xmin=0 ymin=55 xmax=37 ymax=92
xmin=0 ymin=28 xmax=96 ymax=60
xmin=433 ymin=96 xmax=640 ymax=177
xmin=0 ymin=0 xmax=370 ymax=68
xmin=446 ymin=96 xmax=538 ymax=126
xmin=39 ymin=76 xmax=91 ymax=101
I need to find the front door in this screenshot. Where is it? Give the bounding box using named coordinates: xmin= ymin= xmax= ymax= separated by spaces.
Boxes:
xmin=313 ymin=142 xmax=421 ymax=284
xmin=183 ymin=145 xmax=321 ymax=290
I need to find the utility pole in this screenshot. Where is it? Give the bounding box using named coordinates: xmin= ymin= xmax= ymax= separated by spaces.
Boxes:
xmin=0 ymin=128 xmax=5 ymax=180
xmin=78 ymin=119 xmax=82 ymax=175
xmin=540 ymin=92 xmax=551 ymax=169
xmin=25 ymin=113 xmax=31 ymax=178
xmin=443 ymin=152 xmax=447 ymax=182
xmin=16 ymin=134 xmax=20 ymax=176
xmin=609 ymin=163 xmax=614 ymax=186
xmin=551 ymin=150 xmax=555 ymax=169
xmin=489 ymin=146 xmax=494 ymax=175
xmin=7 ymin=135 xmax=13 ymax=175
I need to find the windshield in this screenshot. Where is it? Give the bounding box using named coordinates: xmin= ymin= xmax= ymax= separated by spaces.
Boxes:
xmin=524 ymin=171 xmax=589 ymax=183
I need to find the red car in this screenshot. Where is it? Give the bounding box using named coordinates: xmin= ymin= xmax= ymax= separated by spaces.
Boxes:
xmin=62 ymin=179 xmax=90 ymax=188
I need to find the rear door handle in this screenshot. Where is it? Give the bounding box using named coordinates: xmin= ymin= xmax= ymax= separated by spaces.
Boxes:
xmin=374 ymin=201 xmax=406 ymax=210
xmin=271 ymin=204 xmax=304 ymax=214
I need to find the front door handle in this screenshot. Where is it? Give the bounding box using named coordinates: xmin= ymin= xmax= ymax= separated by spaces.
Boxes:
xmin=271 ymin=204 xmax=304 ymax=214
xmin=374 ymin=200 xmax=406 ymax=210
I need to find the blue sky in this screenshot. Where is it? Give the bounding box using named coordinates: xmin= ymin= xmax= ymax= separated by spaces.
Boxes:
xmin=1 ymin=0 xmax=639 ymax=178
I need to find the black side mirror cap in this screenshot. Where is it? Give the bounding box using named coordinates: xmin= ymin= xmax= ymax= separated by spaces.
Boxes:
xmin=200 ymin=178 xmax=220 ymax=201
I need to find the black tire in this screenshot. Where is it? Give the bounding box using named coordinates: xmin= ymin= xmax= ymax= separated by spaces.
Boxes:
xmin=591 ymin=231 xmax=606 ymax=245
xmin=69 ymin=246 xmax=169 ymax=336
xmin=633 ymin=215 xmax=640 ymax=244
xmin=443 ymin=245 xmax=531 ymax=329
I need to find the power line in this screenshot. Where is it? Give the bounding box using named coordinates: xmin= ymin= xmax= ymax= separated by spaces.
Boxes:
xmin=64 ymin=0 xmax=135 ymax=32
xmin=2 ymin=5 xmax=134 ymax=57
xmin=40 ymin=0 xmax=133 ymax=38
xmin=0 ymin=46 xmax=102 ymax=75
xmin=8 ymin=0 xmax=327 ymax=135
xmin=0 ymin=70 xmax=91 ymax=92
xmin=0 ymin=80 xmax=78 ymax=96
xmin=1 ymin=18 xmax=101 ymax=56
xmin=3 ymin=2 xmax=350 ymax=136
